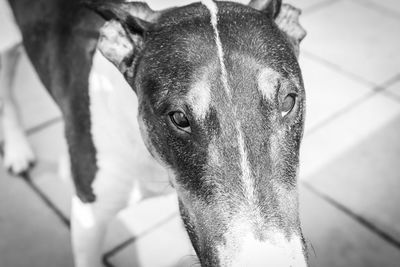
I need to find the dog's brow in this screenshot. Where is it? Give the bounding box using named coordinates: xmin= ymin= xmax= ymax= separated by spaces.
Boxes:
xmin=187 ymin=77 xmax=211 ymax=120
xmin=258 ymin=68 xmax=281 ymax=100
xmin=201 ymin=0 xmax=231 ymax=100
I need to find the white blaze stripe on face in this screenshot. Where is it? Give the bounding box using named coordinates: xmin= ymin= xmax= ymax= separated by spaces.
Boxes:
xmin=201 ymin=0 xmax=231 ymax=99
xmin=236 ymin=121 xmax=255 ymax=203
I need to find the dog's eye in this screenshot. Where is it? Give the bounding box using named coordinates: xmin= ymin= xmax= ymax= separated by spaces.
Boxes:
xmin=281 ymin=94 xmax=297 ymax=117
xmin=169 ymin=111 xmax=191 ymax=133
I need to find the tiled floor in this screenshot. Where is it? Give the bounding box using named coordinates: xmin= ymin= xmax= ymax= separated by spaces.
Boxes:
xmin=1 ymin=0 xmax=400 ymax=266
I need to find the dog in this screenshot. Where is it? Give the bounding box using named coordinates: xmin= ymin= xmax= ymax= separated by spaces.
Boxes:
xmin=1 ymin=0 xmax=306 ymax=266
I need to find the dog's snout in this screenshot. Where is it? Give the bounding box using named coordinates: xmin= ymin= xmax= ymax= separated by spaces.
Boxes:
xmin=218 ymin=229 xmax=307 ymax=267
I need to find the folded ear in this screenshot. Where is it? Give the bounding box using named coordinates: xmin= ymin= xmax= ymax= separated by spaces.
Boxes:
xmin=275 ymin=4 xmax=306 ymax=57
xmin=249 ymin=0 xmax=306 ymax=58
xmin=85 ymin=1 xmax=160 ymax=78
xmin=249 ymin=0 xmax=282 ymax=19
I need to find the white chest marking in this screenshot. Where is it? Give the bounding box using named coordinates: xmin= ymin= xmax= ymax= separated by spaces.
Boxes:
xmin=201 ymin=0 xmax=231 ymax=99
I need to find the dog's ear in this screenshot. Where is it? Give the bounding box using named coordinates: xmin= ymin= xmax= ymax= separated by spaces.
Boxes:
xmin=249 ymin=0 xmax=282 ymax=19
xmin=85 ymin=1 xmax=160 ymax=77
xmin=274 ymin=4 xmax=306 ymax=57
xmin=249 ymin=0 xmax=306 ymax=57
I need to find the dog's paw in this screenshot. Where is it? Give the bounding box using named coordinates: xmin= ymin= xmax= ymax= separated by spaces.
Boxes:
xmin=3 ymin=132 xmax=36 ymax=175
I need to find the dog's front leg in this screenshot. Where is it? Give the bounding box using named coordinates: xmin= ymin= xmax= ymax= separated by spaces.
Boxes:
xmin=71 ymin=196 xmax=117 ymax=267
xmin=71 ymin=196 xmax=107 ymax=267
xmin=71 ymin=168 xmax=136 ymax=267
xmin=0 ymin=44 xmax=35 ymax=174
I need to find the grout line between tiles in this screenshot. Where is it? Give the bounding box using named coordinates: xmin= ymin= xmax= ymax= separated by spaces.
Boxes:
xmin=305 ymin=72 xmax=400 ymax=136
xmin=378 ymin=73 xmax=400 ymax=103
xmin=383 ymin=91 xmax=400 ymax=104
xmin=103 ymin=257 xmax=115 ymax=267
xmin=26 ymin=116 xmax=63 ymax=136
xmin=21 ymin=172 xmax=71 ymax=228
xmin=104 ymin=212 xmax=179 ymax=261
xmin=103 ymin=236 xmax=137 ymax=263
xmin=302 ymin=181 xmax=400 ymax=250
xmin=0 ymin=116 xmax=69 ymax=230
xmin=0 ymin=116 xmax=62 ymax=143
xmin=1 ymin=116 xmax=67 ymax=218
xmin=301 ymin=51 xmax=378 ymax=88
xmin=305 ymin=90 xmax=377 ymax=136
xmin=0 ymin=117 xmax=70 ymax=229
xmin=375 ymin=73 xmax=400 ymax=92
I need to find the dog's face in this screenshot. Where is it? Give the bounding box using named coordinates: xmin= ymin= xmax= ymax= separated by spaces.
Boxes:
xmin=90 ymin=0 xmax=307 ymax=265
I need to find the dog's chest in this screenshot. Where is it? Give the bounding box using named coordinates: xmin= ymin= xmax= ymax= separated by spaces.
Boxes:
xmin=88 ymin=51 xmax=172 ymax=201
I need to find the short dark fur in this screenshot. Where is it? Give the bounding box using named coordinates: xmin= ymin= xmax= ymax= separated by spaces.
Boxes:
xmin=8 ymin=0 xmax=104 ymax=202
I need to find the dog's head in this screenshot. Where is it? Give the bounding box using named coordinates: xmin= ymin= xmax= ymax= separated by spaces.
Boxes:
xmin=88 ymin=0 xmax=307 ymax=265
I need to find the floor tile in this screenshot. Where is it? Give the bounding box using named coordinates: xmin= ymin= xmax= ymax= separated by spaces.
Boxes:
xmin=0 ymin=52 xmax=61 ymax=141
xmin=0 ymin=166 xmax=73 ymax=267
xmin=29 ymin=121 xmax=67 ymax=173
xmin=109 ymin=214 xmax=196 ymax=267
xmin=104 ymin=193 xmax=179 ymax=253
xmin=301 ymin=0 xmax=400 ymax=85
xmin=300 ymin=93 xmax=400 ymax=180
xmin=386 ymin=79 xmax=400 ymax=99
xmin=33 ymin=172 xmax=73 ymax=220
xmin=299 ymin=56 xmax=371 ymax=133
xmin=115 ymin=194 xmax=179 ymax=238
xmin=300 ymin=185 xmax=400 ymax=267
xmin=306 ymin=112 xmax=400 ymax=244
xmin=359 ymin=0 xmax=400 ymax=16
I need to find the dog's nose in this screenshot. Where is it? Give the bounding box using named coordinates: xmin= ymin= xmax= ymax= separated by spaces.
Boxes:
xmin=218 ymin=231 xmax=307 ymax=267
xmin=239 ymin=232 xmax=306 ymax=266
